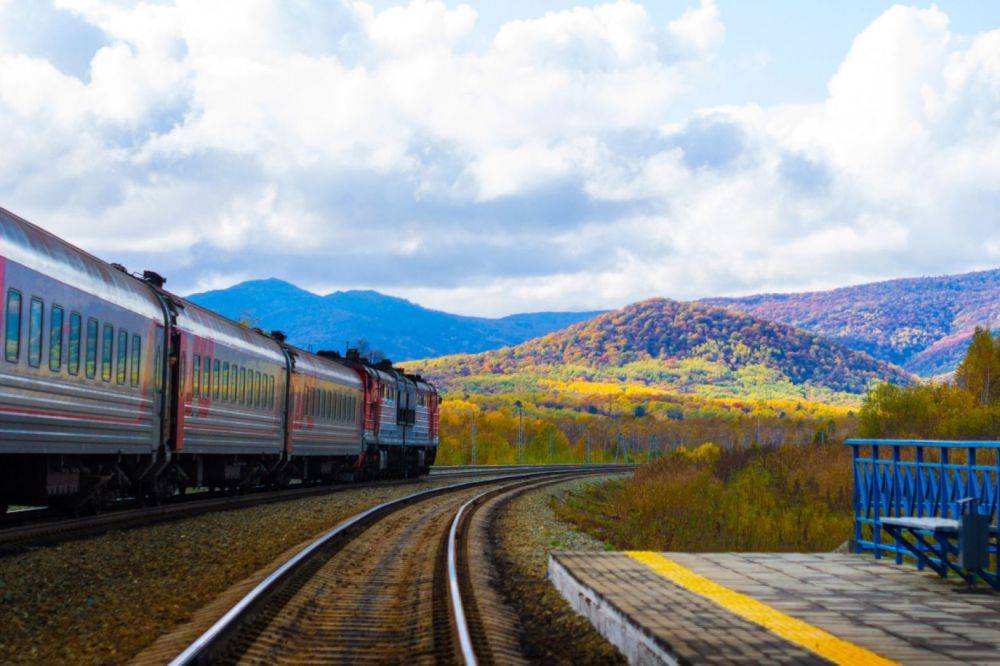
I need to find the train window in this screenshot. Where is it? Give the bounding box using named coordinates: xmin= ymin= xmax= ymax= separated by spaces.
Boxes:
xmin=222 ymin=362 xmax=230 ymax=401
xmin=116 ymin=330 xmax=128 ymax=384
xmin=269 ymin=376 xmax=275 ymax=410
xmin=232 ymin=366 xmax=238 ymax=403
xmin=255 ymin=371 xmax=262 ymax=408
xmin=86 ymin=318 xmax=98 ymax=378
xmin=101 ymin=323 xmax=113 ymax=381
xmin=202 ymin=356 xmax=211 ymax=399
xmin=4 ymin=290 xmax=21 ymax=363
xmin=49 ymin=305 xmax=64 ymax=371
xmin=28 ymin=297 xmax=43 ymax=367
xmin=131 ymin=334 xmax=141 ymax=386
xmin=192 ymin=353 xmax=201 ymax=396
xmin=68 ymin=313 xmax=81 ymax=375
xmin=239 ymin=367 xmax=246 ymax=404
xmin=212 ymin=359 xmax=220 ymax=400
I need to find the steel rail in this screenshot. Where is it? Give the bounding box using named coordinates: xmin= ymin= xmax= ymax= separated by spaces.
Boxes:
xmin=448 ymin=488 xmax=489 ymax=666
xmin=169 ymin=466 xmax=630 ymax=665
xmin=447 ymin=474 xmax=597 ymax=665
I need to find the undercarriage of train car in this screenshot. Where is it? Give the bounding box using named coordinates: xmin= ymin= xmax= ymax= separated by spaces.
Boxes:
xmin=0 ymin=453 xmax=175 ymax=513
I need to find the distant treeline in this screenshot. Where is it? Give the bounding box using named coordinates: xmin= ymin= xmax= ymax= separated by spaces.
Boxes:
xmin=436 ymin=395 xmax=849 ymax=466
xmin=859 ymin=327 xmax=1000 ymax=439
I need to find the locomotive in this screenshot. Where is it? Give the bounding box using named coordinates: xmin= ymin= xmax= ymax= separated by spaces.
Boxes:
xmin=0 ymin=206 xmax=440 ymax=511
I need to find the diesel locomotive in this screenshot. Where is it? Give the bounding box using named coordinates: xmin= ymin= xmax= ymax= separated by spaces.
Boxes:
xmin=0 ymin=206 xmax=440 ymax=511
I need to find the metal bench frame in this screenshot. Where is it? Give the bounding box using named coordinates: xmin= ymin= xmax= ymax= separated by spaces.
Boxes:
xmin=847 ymin=439 xmax=1000 ymax=590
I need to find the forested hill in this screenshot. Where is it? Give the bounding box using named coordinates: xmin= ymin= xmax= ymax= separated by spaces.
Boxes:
xmin=703 ymin=268 xmax=1000 ymax=376
xmin=187 ymin=278 xmax=603 ymax=360
xmin=408 ymin=298 xmax=913 ymax=397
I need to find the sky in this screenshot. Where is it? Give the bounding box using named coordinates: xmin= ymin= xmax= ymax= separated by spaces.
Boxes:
xmin=0 ymin=1 xmax=997 ymax=317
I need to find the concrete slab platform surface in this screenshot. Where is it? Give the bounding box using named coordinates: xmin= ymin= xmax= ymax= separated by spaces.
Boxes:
xmin=549 ymin=551 xmax=1000 ymax=665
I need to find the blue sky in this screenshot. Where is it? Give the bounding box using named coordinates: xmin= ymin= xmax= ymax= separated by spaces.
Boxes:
xmin=0 ymin=1 xmax=997 ymax=315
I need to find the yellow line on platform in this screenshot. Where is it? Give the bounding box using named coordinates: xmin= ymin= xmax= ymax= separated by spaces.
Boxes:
xmin=624 ymin=551 xmax=896 ymax=666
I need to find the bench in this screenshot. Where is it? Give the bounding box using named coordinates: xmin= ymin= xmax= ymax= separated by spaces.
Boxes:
xmin=847 ymin=439 xmax=1000 ymax=591
xmin=879 ymin=511 xmax=998 ymax=589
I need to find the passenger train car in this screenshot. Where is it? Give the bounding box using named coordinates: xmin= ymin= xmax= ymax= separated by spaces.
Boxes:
xmin=0 ymin=207 xmax=439 ymax=510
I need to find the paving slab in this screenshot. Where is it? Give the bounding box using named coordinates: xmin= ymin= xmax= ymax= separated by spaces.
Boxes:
xmin=549 ymin=551 xmax=1000 ymax=665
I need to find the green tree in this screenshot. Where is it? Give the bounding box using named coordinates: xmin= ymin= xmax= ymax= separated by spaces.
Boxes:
xmin=955 ymin=327 xmax=1000 ymax=405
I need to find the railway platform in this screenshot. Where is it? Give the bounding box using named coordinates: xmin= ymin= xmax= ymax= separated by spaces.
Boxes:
xmin=549 ymin=550 xmax=1000 ymax=665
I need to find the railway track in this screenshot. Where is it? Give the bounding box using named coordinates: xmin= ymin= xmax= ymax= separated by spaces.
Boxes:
xmin=0 ymin=464 xmax=629 ymax=554
xmin=167 ymin=468 xmax=617 ymax=665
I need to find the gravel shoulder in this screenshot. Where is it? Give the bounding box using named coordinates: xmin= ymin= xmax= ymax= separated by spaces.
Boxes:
xmin=491 ymin=474 xmax=628 ymax=665
xmin=0 ymin=476 xmax=498 ymax=665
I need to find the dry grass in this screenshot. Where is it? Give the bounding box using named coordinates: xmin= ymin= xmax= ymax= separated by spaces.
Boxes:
xmin=554 ymin=441 xmax=853 ymax=553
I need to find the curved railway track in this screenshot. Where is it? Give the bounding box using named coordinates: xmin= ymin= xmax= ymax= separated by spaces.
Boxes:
xmin=168 ymin=468 xmax=616 ymax=665
xmin=0 ymin=465 xmax=628 ymax=555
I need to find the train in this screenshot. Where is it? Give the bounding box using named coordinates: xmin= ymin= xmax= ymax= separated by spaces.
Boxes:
xmin=0 ymin=206 xmax=440 ymax=511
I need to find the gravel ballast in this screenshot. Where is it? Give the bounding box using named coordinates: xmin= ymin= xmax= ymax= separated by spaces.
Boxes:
xmin=491 ymin=475 xmax=627 ymax=665
xmin=0 ymin=477 xmax=497 ymax=664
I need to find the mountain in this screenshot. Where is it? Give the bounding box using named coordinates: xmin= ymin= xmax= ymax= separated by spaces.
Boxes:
xmin=407 ymin=298 xmax=913 ymax=398
xmin=703 ymin=268 xmax=1000 ymax=376
xmin=186 ymin=278 xmax=603 ymax=360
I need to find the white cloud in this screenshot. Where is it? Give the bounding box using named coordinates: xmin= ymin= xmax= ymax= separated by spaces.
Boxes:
xmin=0 ymin=1 xmax=996 ymax=316
xmin=668 ymin=0 xmax=723 ymax=55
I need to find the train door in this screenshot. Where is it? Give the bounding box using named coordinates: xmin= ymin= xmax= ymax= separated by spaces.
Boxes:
xmin=168 ymin=329 xmax=185 ymax=451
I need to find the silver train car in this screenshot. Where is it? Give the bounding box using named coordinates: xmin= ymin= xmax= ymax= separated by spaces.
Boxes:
xmin=0 ymin=206 xmax=439 ymax=510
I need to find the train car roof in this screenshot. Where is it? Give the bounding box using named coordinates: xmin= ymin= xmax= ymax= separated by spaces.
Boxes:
xmin=0 ymin=207 xmax=164 ymax=321
xmin=287 ymin=346 xmax=362 ymax=388
xmin=173 ymin=298 xmax=286 ymax=363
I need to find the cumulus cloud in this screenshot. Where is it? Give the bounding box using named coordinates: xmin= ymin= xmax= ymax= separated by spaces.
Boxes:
xmin=0 ymin=1 xmax=997 ymax=317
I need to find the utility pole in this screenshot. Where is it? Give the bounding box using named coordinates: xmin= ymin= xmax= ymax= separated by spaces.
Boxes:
xmin=616 ymin=432 xmax=624 ymax=463
xmin=514 ymin=400 xmax=524 ymax=464
xmin=470 ymin=411 xmax=477 ymax=465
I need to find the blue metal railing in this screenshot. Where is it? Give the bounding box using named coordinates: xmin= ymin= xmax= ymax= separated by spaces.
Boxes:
xmin=846 ymin=438 xmax=1000 ymax=576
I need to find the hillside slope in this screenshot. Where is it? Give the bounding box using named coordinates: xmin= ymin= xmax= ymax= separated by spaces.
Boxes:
xmin=409 ymin=298 xmax=912 ymax=399
xmin=704 ymin=268 xmax=1000 ymax=375
xmin=187 ymin=278 xmax=602 ymax=360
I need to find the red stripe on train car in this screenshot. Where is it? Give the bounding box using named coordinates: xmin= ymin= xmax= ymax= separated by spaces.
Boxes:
xmin=0 ymin=404 xmax=147 ymax=425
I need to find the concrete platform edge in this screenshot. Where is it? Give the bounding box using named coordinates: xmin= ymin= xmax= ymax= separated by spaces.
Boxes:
xmin=548 ymin=553 xmax=680 ymax=666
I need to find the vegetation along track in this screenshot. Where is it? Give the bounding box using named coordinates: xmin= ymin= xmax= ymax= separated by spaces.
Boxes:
xmin=170 ymin=468 xmax=621 ymax=665
xmin=0 ymin=464 xmax=607 ymax=554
